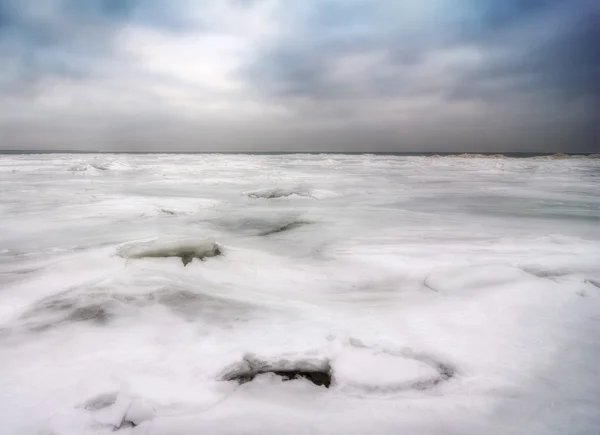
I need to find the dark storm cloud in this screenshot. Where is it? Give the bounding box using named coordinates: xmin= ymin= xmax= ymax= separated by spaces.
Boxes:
xmin=463 ymin=0 xmax=559 ymax=33
xmin=450 ymin=0 xmax=599 ymax=101
xmin=449 ymin=12 xmax=599 ymax=102
xmin=244 ymin=0 xmax=598 ymax=104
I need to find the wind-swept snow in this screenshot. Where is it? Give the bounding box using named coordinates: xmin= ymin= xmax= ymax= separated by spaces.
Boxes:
xmin=0 ymin=153 xmax=599 ymax=435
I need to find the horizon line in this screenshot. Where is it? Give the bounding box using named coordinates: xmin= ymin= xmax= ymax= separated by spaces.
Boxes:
xmin=1 ymin=150 xmax=596 ymax=156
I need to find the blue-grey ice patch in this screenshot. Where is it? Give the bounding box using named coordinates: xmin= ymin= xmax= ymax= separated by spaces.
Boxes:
xmin=118 ymin=237 xmax=222 ymax=266
xmin=212 ymin=212 xmax=313 ymax=236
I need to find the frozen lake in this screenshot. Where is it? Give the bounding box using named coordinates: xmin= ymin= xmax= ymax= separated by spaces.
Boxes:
xmin=1 ymin=154 xmax=599 ymax=435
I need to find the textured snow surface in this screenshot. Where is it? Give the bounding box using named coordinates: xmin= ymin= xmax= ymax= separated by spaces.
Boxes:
xmin=0 ymin=154 xmax=599 ymax=435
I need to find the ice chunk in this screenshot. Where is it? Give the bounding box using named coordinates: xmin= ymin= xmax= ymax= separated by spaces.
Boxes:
xmin=69 ymin=163 xmax=106 ymax=173
xmin=549 ymin=153 xmax=570 ymax=159
xmin=118 ymin=237 xmax=222 ymax=266
xmin=455 ymin=153 xmax=506 ymax=159
xmin=245 ymin=187 xmax=313 ymax=199
xmin=69 ymin=161 xmax=137 ymax=172
xmin=222 ymin=354 xmax=332 ymax=388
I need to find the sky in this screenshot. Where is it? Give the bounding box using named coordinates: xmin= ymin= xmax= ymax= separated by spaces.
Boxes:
xmin=0 ymin=0 xmax=598 ymax=152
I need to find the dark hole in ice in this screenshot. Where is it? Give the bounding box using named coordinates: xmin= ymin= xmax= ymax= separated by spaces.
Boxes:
xmin=228 ymin=369 xmax=332 ymax=388
xmin=222 ymin=355 xmax=332 ymax=388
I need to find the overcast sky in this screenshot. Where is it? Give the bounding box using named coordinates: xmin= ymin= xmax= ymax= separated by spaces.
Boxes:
xmin=0 ymin=0 xmax=598 ymax=152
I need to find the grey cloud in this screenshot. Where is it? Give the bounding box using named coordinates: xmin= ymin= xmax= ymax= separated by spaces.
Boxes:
xmin=244 ymin=0 xmax=598 ymax=104
xmin=0 ymin=0 xmax=597 ymax=152
xmin=450 ymin=0 xmax=599 ymax=102
xmin=0 ymin=0 xmax=196 ymax=94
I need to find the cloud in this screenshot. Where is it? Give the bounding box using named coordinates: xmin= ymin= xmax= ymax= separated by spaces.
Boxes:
xmin=0 ymin=0 xmax=597 ymax=151
xmin=245 ymin=0 xmax=598 ymax=103
xmin=0 ymin=0 xmax=196 ymax=93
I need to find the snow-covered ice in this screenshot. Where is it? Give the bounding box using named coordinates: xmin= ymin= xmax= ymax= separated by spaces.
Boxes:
xmin=0 ymin=153 xmax=599 ymax=435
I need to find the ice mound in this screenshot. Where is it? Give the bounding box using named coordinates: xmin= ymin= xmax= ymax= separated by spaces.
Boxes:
xmin=245 ymin=187 xmax=313 ymax=199
xmin=455 ymin=153 xmax=506 ymax=159
xmin=532 ymin=153 xmax=571 ymax=160
xmin=69 ymin=161 xmax=137 ymax=172
xmin=118 ymin=237 xmax=222 ymax=266
xmin=69 ymin=163 xmax=107 ymax=173
xmin=222 ymin=354 xmax=332 ymax=388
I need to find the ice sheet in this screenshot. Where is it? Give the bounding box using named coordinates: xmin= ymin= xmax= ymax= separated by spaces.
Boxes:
xmin=0 ymin=154 xmax=599 ymax=435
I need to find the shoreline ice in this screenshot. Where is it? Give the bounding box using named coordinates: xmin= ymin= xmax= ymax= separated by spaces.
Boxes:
xmin=0 ymin=154 xmax=598 ymax=434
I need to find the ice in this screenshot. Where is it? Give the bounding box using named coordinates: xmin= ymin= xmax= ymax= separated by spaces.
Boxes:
xmin=245 ymin=187 xmax=313 ymax=199
xmin=221 ymin=353 xmax=332 ymax=387
xmin=118 ymin=237 xmax=222 ymax=266
xmin=333 ymin=350 xmax=442 ymax=391
xmin=0 ymin=153 xmax=599 ymax=434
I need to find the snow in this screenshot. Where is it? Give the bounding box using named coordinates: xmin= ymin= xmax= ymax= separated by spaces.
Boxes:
xmin=0 ymin=153 xmax=599 ymax=435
